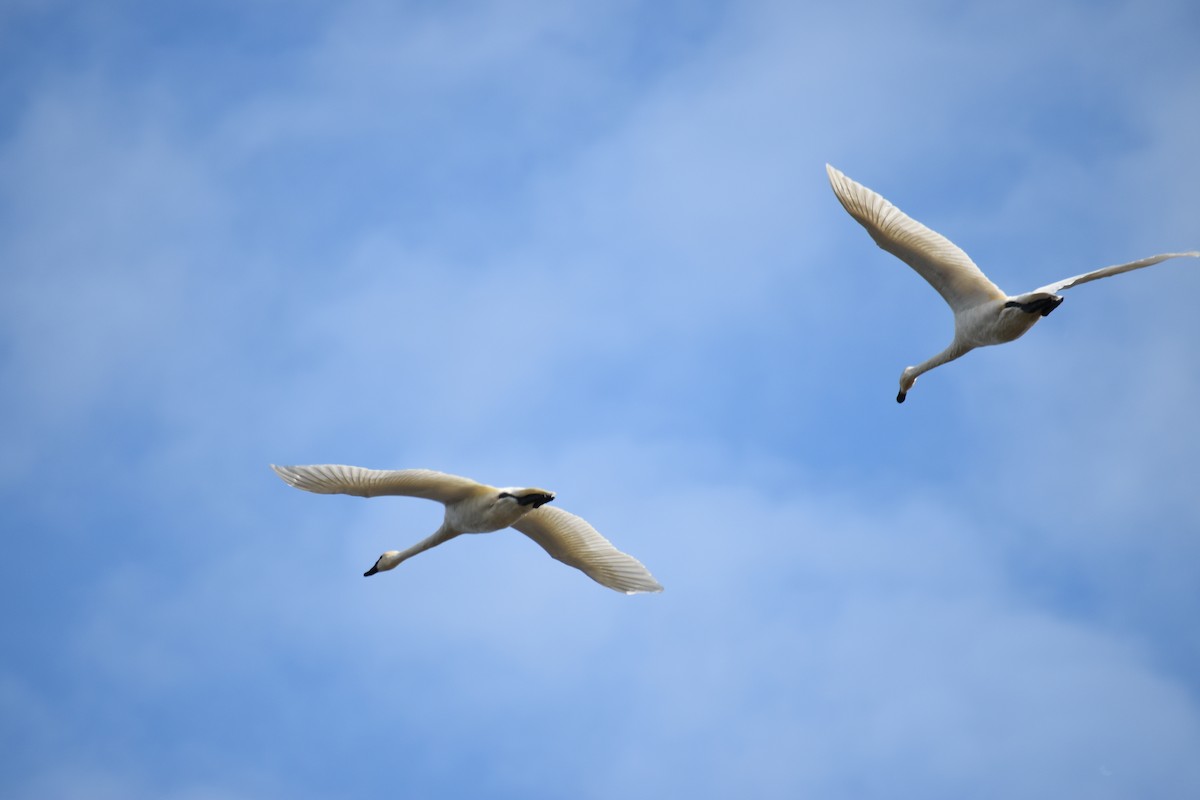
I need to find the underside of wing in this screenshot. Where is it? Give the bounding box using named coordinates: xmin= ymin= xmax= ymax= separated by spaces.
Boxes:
xmin=827 ymin=164 xmax=1005 ymax=312
xmin=270 ymin=464 xmax=484 ymax=503
xmin=512 ymin=506 xmax=663 ymax=595
xmin=1033 ymin=251 xmax=1200 ymax=295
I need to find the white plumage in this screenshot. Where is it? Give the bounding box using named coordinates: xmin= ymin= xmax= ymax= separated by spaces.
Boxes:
xmin=271 ymin=464 xmax=663 ymax=595
xmin=826 ymin=163 xmax=1199 ymax=402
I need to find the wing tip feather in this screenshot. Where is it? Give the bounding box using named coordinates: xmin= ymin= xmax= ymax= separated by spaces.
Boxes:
xmin=621 ymin=580 xmax=664 ymax=595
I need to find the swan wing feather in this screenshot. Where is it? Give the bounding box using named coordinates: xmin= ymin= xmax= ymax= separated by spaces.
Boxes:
xmin=512 ymin=506 xmax=663 ymax=595
xmin=827 ymin=164 xmax=1005 ymax=312
xmin=271 ymin=464 xmax=484 ymax=503
xmin=1033 ymin=251 xmax=1199 ymax=295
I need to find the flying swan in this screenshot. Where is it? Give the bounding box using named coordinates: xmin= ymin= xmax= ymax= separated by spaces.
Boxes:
xmin=271 ymin=464 xmax=663 ymax=594
xmin=826 ymin=164 xmax=1199 ymax=402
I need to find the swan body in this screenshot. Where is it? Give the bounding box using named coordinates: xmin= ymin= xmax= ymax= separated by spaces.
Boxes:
xmin=826 ymin=164 xmax=1199 ymax=402
xmin=271 ymin=464 xmax=663 ymax=595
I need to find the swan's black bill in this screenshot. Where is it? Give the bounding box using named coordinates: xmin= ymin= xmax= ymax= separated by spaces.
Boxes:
xmin=364 ymin=562 xmax=380 ymax=577
xmin=896 ymin=390 xmax=907 ymax=404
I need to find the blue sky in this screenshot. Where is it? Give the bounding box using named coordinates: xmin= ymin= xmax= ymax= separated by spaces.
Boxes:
xmin=3 ymin=0 xmax=1200 ymax=797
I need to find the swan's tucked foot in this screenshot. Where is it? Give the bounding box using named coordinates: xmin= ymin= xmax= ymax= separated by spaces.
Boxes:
xmin=1004 ymin=295 xmax=1063 ymax=317
xmin=500 ymin=490 xmax=555 ymax=508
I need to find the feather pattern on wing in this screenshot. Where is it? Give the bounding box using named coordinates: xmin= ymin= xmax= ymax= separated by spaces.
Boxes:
xmin=827 ymin=164 xmax=1006 ymax=312
xmin=512 ymin=506 xmax=663 ymax=595
xmin=1033 ymin=251 xmax=1200 ymax=295
xmin=270 ymin=464 xmax=484 ymax=503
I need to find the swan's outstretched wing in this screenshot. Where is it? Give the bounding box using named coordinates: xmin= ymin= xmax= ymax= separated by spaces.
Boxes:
xmin=1033 ymin=251 xmax=1199 ymax=295
xmin=271 ymin=464 xmax=484 ymax=503
xmin=512 ymin=506 xmax=663 ymax=595
xmin=827 ymin=164 xmax=1006 ymax=312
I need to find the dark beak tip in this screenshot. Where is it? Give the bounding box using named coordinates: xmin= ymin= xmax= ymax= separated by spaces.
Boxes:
xmin=896 ymin=391 xmax=907 ymax=404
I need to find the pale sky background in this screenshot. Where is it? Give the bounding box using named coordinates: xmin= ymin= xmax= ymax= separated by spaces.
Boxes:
xmin=3 ymin=1 xmax=1200 ymax=797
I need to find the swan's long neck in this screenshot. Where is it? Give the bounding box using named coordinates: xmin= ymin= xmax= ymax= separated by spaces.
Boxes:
xmin=898 ymin=341 xmax=973 ymax=402
xmin=397 ymin=522 xmax=460 ymax=564
xmin=910 ymin=341 xmax=971 ymax=380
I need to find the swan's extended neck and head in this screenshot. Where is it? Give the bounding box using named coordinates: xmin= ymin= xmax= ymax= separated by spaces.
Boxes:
xmin=897 ymin=342 xmax=972 ymax=403
xmin=363 ymin=521 xmax=462 ymax=577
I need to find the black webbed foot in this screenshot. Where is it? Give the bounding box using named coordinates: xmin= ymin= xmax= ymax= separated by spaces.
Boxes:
xmin=1004 ymin=295 xmax=1063 ymax=317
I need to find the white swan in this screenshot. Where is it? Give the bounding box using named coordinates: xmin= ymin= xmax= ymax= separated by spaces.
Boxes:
xmin=826 ymin=164 xmax=1199 ymax=402
xmin=271 ymin=464 xmax=663 ymax=594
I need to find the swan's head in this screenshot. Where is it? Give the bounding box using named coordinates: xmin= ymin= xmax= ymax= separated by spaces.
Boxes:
xmin=364 ymin=550 xmax=403 ymax=577
xmin=897 ymin=367 xmax=919 ymax=403
xmin=497 ymin=488 xmax=556 ymax=508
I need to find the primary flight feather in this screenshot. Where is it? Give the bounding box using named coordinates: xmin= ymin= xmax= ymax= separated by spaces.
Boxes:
xmin=826 ymin=163 xmax=1198 ymax=402
xmin=271 ymin=464 xmax=663 ymax=595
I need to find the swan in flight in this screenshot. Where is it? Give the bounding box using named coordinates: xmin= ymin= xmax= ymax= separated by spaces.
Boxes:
xmin=271 ymin=464 xmax=663 ymax=594
xmin=826 ymin=164 xmax=1199 ymax=402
